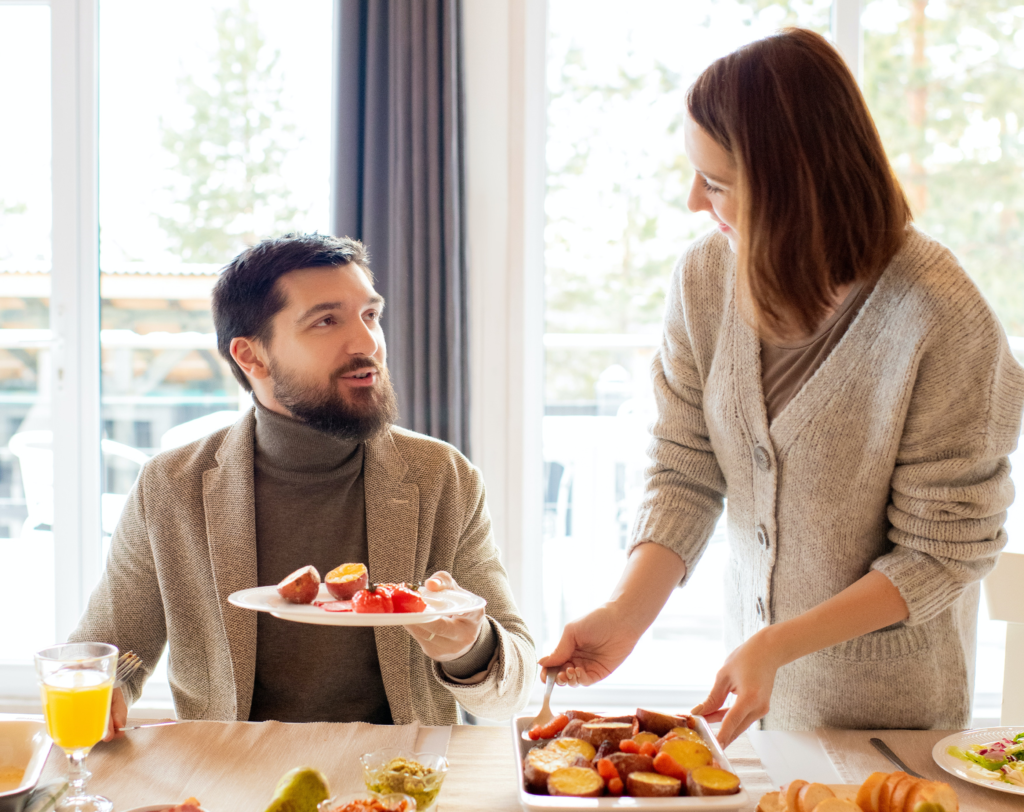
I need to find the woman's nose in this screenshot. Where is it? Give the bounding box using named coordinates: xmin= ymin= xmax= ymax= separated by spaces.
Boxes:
xmin=687 ymin=175 xmax=708 ymax=214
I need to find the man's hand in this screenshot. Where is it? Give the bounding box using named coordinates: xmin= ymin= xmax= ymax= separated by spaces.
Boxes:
xmin=405 ymin=571 xmax=486 ymax=662
xmin=538 ymin=603 xmax=643 ymax=687
xmin=103 ymin=687 xmax=127 ymax=742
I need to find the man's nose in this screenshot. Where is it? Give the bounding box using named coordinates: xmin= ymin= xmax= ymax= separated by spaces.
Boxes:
xmin=345 ymin=318 xmax=380 ymax=356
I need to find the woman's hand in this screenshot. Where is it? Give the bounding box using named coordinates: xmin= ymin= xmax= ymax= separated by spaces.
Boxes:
xmin=691 ymin=629 xmax=782 ymax=748
xmin=405 ymin=571 xmax=486 ymax=662
xmin=538 ymin=603 xmax=644 ymax=686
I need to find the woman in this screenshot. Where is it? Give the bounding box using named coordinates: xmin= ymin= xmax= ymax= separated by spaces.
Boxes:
xmin=540 ymin=28 xmax=1024 ymax=745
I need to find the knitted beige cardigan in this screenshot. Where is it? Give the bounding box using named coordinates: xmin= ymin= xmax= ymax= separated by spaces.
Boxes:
xmin=632 ymin=226 xmax=1024 ymax=730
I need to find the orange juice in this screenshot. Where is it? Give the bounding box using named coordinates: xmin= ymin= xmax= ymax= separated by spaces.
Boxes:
xmin=41 ymin=667 xmax=113 ymax=751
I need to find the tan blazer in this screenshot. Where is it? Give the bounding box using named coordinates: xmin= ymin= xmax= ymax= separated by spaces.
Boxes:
xmin=70 ymin=409 xmax=536 ymax=724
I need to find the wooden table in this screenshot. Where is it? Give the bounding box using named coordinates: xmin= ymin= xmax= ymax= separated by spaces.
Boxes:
xmin=26 ymin=721 xmax=1018 ymax=811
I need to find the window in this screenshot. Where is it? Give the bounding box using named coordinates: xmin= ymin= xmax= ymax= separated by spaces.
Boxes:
xmin=542 ymin=0 xmax=1021 ymax=719
xmin=0 ymin=0 xmax=332 ymax=704
xmin=0 ymin=2 xmax=54 ymax=663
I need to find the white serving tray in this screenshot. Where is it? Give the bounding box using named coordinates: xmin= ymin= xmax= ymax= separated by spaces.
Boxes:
xmin=510 ymin=714 xmax=750 ymax=810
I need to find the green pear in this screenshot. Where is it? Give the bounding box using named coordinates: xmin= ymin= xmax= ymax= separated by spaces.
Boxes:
xmin=263 ymin=766 xmax=330 ymax=812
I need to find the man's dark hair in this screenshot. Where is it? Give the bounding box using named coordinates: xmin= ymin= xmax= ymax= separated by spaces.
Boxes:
xmin=212 ymin=233 xmax=371 ymax=391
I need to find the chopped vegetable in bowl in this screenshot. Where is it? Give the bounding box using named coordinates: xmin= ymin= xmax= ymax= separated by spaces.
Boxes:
xmin=947 ymin=731 xmax=1024 ymax=787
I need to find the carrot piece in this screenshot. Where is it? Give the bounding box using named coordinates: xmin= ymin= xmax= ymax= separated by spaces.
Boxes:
xmin=607 ymin=777 xmax=624 ymax=795
xmin=529 ymin=713 xmax=570 ymax=740
xmin=596 ymin=758 xmax=619 ymax=783
xmin=639 ymin=741 xmax=658 ymax=758
xmin=653 ymin=751 xmax=688 ymax=781
xmin=619 ymin=739 xmax=640 ymax=754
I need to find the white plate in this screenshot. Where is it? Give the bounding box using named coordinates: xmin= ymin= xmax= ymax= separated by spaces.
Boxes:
xmin=228 ymin=584 xmax=486 ymax=626
xmin=932 ymin=727 xmax=1024 ymax=795
xmin=511 ymin=714 xmax=749 ymax=810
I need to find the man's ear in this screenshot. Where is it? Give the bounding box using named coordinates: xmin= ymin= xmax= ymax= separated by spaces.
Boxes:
xmin=230 ymin=336 xmax=272 ymax=381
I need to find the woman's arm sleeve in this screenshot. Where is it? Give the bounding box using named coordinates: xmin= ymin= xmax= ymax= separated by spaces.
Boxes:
xmin=628 ymin=253 xmax=727 ymax=586
xmin=873 ymin=310 xmax=1024 ymax=626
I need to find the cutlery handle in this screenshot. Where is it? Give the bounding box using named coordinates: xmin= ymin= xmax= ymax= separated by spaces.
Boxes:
xmin=869 ymin=737 xmax=925 ymax=779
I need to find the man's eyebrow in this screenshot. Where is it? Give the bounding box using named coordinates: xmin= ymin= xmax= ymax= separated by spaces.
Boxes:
xmin=295 ymin=295 xmax=385 ymax=324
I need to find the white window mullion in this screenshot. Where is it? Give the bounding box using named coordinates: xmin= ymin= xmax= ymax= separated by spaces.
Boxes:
xmin=51 ymin=0 xmax=101 ymax=642
xmin=832 ymin=0 xmax=863 ymax=82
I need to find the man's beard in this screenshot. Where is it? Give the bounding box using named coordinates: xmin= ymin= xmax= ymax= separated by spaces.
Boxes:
xmin=268 ymin=356 xmax=399 ymax=442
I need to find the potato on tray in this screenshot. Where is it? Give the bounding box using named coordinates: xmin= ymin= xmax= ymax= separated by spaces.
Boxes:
xmin=755 ymin=770 xmax=959 ymax=812
xmin=520 ymin=707 xmax=742 ymax=799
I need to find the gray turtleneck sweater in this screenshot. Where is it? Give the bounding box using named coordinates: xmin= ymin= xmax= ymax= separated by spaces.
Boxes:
xmin=248 ymin=401 xmax=496 ymax=723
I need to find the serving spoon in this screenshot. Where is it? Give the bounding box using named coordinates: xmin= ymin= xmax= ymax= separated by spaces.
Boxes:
xmin=522 ymin=672 xmax=557 ymax=740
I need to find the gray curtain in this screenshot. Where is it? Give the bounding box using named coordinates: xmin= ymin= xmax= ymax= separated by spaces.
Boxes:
xmin=332 ymin=0 xmax=469 ymax=455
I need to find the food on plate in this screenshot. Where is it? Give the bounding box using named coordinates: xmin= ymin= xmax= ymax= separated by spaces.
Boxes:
xmin=364 ymin=754 xmax=444 ymax=809
xmin=0 ymin=766 xmax=25 ymax=792
xmin=634 ymin=708 xmax=693 ymax=737
xmin=579 ymin=721 xmax=635 ymax=749
xmin=688 ymin=765 xmax=742 ymax=796
xmin=321 ymin=795 xmax=413 ymax=812
xmin=264 ymin=766 xmax=331 ymax=812
xmin=318 ymin=600 xmax=354 ymax=612
xmin=388 ymin=584 xmax=427 ymax=613
xmin=796 ymin=782 xmax=835 ymax=812
xmin=524 ymin=738 xmax=597 ymax=791
xmin=521 ymin=707 xmax=741 ymax=798
xmin=325 ymin=563 xmax=369 ymax=600
xmin=757 ymin=770 xmax=959 ymax=812
xmin=161 ymin=799 xmax=203 ymax=812
xmin=605 ymin=752 xmax=654 ymax=781
xmin=653 ymin=738 xmax=713 ymax=780
xmin=565 ymin=710 xmax=600 ymax=723
xmin=547 ymin=765 xmax=605 ymax=797
xmin=814 ymin=801 xmax=859 ymax=812
xmin=277 ymin=565 xmax=321 ymax=604
xmin=626 ymin=771 xmax=682 ymax=797
xmin=559 ymin=718 xmax=587 ymax=741
xmin=353 ymin=585 xmax=394 ymax=614
xmin=528 ymin=713 xmax=569 ymax=740
xmin=946 ymin=729 xmax=1024 ymax=787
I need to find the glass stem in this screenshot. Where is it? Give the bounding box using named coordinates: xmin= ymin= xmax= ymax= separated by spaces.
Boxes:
xmin=66 ymin=749 xmax=92 ymax=799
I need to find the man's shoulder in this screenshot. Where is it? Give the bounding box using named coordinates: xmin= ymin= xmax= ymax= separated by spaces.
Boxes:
xmin=378 ymin=426 xmax=480 ymax=486
xmin=140 ymin=424 xmax=236 ymax=486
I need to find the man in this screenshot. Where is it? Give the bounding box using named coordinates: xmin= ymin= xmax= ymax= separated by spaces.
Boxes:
xmin=70 ymin=233 xmax=535 ymax=733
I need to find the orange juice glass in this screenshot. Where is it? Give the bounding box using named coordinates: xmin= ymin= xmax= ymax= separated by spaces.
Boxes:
xmin=35 ymin=643 xmax=118 ymax=812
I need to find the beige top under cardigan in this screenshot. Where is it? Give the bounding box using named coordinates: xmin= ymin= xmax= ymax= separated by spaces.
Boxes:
xmin=632 ymin=226 xmax=1024 ymax=730
xmin=70 ymin=411 xmax=536 ymax=725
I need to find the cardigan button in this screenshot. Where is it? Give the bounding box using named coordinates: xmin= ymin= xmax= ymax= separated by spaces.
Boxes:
xmin=754 ymin=445 xmax=771 ymax=471
xmin=756 ymin=524 xmax=769 ymax=549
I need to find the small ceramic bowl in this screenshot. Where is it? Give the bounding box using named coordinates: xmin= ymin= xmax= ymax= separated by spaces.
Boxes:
xmin=0 ymin=721 xmax=53 ymax=812
xmin=359 ymin=749 xmax=448 ymax=811
xmin=317 ymin=791 xmax=416 ymax=812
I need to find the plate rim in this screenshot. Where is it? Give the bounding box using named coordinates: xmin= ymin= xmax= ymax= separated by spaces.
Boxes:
xmin=227 ymin=584 xmax=486 ymax=627
xmin=931 ymin=726 xmax=1024 ymax=796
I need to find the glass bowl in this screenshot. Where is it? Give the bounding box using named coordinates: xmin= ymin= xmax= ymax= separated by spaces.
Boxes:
xmin=359 ymin=749 xmax=449 ymax=811
xmin=317 ymin=791 xmax=416 ymax=812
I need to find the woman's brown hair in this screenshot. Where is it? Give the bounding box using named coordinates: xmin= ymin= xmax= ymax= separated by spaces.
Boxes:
xmin=687 ymin=28 xmax=911 ymax=339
